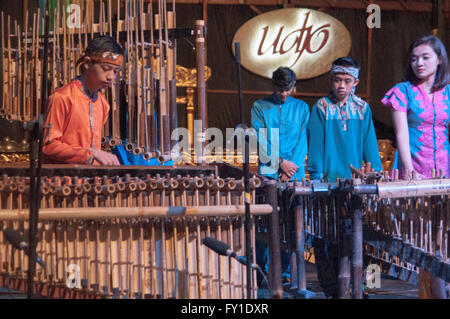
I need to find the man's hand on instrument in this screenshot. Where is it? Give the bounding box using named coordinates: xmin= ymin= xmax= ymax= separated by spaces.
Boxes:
xmin=278 ymin=172 xmax=291 ymax=182
xmin=279 ymin=158 xmax=297 ymax=178
xmin=91 ymin=148 xmax=120 ymax=166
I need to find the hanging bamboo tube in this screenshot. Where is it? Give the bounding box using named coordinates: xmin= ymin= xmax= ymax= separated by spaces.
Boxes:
xmin=161 ymin=0 xmax=171 ymax=155
xmin=125 ymin=0 xmax=135 ymax=153
xmin=1 ymin=12 xmax=5 ymax=115
xmin=195 ymin=19 xmax=207 ymax=166
xmin=109 ymin=0 xmax=121 ymax=148
xmin=168 ymin=9 xmax=178 ymax=150
xmin=6 ymin=15 xmax=12 ymax=119
xmin=51 ymin=8 xmax=57 ymax=92
xmin=134 ymin=0 xmax=144 ymax=156
xmin=148 ymin=1 xmax=157 ymax=157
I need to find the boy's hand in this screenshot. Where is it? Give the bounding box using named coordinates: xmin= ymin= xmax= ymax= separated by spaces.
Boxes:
xmin=91 ymin=148 xmax=120 ymax=166
xmin=278 ymin=172 xmax=291 ymax=182
xmin=280 ymin=159 xmax=298 ymax=178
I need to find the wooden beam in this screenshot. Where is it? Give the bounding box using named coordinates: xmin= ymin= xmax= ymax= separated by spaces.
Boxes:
xmin=146 ymin=0 xmax=433 ymax=12
xmin=249 ymin=4 xmax=262 ymax=15
xmin=397 ymin=0 xmax=410 ymax=11
xmin=207 ymin=88 xmax=368 ymax=99
xmin=203 ymin=0 xmax=208 ymax=25
xmin=325 ymin=0 xmax=337 ymax=7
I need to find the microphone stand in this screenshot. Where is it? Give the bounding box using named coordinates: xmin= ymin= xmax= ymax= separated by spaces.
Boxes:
xmin=234 ymin=42 xmax=253 ymax=299
xmin=26 ymin=7 xmax=50 ymax=299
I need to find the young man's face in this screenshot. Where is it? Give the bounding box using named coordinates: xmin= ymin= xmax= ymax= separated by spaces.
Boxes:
xmin=86 ymin=57 xmax=123 ymax=90
xmin=330 ymin=73 xmax=359 ymax=102
xmin=274 ymin=84 xmax=295 ymax=103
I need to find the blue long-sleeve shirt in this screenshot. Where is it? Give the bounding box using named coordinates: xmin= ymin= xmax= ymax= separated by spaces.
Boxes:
xmin=307 ymin=93 xmax=382 ymax=181
xmin=251 ymin=94 xmax=310 ymax=181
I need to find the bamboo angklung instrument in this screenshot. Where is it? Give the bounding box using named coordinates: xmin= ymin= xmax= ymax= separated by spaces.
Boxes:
xmin=1 ymin=0 xmax=190 ymax=163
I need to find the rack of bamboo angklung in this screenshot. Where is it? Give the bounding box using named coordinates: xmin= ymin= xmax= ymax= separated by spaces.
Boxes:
xmin=0 ymin=164 xmax=275 ymax=299
xmin=0 ymin=0 xmax=207 ymax=162
xmin=279 ymin=168 xmax=450 ymax=299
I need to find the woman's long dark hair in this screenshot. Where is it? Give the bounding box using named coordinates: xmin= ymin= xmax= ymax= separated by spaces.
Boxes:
xmin=405 ymin=35 xmax=449 ymax=92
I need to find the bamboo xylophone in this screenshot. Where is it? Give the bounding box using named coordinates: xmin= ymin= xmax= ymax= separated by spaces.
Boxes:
xmin=282 ymin=168 xmax=449 ymax=298
xmin=0 ymin=166 xmax=272 ymax=299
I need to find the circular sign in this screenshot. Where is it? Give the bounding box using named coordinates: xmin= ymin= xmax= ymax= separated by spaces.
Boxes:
xmin=232 ymin=8 xmax=352 ymax=80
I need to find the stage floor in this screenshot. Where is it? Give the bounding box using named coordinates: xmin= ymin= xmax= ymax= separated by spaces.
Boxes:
xmin=257 ymin=261 xmax=420 ymax=299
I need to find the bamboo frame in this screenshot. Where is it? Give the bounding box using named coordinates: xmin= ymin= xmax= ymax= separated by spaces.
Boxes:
xmin=0 ymin=205 xmax=272 ymax=220
xmin=148 ymin=0 xmax=434 ymax=13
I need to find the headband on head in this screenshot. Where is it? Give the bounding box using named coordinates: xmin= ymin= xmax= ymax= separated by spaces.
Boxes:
xmin=76 ymin=51 xmax=124 ymax=68
xmin=330 ymin=65 xmax=359 ymax=79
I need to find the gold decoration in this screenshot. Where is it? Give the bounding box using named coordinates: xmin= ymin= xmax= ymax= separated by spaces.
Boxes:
xmin=378 ymin=139 xmax=395 ymax=171
xmin=0 ymin=138 xmax=29 ymax=153
xmin=0 ymin=153 xmax=29 ymax=164
xmin=176 ymin=65 xmax=212 ymax=87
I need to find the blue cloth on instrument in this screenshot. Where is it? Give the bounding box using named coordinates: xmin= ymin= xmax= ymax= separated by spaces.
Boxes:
xmin=112 ymin=145 xmax=174 ymax=166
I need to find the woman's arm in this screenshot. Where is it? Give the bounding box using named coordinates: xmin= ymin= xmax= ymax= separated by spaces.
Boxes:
xmin=391 ymin=109 xmax=414 ymax=172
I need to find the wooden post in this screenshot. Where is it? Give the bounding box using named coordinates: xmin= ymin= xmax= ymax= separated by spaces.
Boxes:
xmin=263 ymin=180 xmax=282 ymax=298
xmin=295 ymin=196 xmax=307 ymax=292
xmin=351 ymin=195 xmax=363 ymax=299
xmin=337 ymin=194 xmax=351 ymax=299
xmin=366 ymin=0 xmax=373 ymax=105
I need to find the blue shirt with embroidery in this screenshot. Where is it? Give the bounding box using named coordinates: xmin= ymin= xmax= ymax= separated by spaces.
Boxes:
xmin=307 ymin=93 xmax=382 ymax=181
xmin=251 ymin=94 xmax=310 ymax=181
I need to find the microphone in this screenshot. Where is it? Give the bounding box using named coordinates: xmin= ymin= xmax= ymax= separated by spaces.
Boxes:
xmin=202 ymin=237 xmax=258 ymax=269
xmin=4 ymin=228 xmax=46 ymax=267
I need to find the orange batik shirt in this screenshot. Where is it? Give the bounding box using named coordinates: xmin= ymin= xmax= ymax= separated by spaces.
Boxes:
xmin=43 ymin=79 xmax=110 ymax=164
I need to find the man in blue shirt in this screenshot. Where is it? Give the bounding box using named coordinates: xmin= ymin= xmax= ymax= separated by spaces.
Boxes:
xmin=307 ymin=57 xmax=382 ymax=181
xmin=251 ymin=67 xmax=310 ymax=289
xmin=251 ymin=67 xmax=310 ymax=182
xmin=307 ymin=57 xmax=381 ymax=298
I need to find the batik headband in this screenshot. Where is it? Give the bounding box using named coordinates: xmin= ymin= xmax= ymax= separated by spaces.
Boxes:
xmin=330 ymin=65 xmax=359 ymax=79
xmin=76 ymin=51 xmax=123 ymax=67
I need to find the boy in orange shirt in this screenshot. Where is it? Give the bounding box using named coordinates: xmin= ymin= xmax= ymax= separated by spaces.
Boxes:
xmin=43 ymin=35 xmax=122 ymax=165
